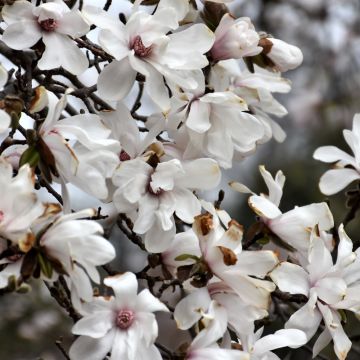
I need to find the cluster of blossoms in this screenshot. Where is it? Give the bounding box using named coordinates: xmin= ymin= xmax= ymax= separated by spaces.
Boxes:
xmin=0 ymin=0 xmax=359 ymax=359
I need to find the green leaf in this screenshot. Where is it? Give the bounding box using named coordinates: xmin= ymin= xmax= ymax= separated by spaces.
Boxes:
xmin=175 ymin=253 xmax=200 ymax=262
xmin=37 ymin=252 xmax=53 ymax=279
xmin=19 ymin=146 xmax=40 ymax=168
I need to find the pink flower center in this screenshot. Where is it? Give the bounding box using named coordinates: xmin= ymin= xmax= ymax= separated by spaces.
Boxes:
xmin=115 ymin=309 xmax=135 ymax=330
xmin=39 ymin=19 xmax=58 ymax=32
xmin=132 ymin=36 xmax=152 ymax=58
xmin=120 ymin=150 xmax=131 ymax=162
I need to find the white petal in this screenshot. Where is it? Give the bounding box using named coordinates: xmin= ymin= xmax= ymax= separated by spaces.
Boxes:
xmin=136 ymin=289 xmax=168 ymax=313
xmin=98 ymin=59 xmax=136 ymax=101
xmin=173 ymin=187 xmax=201 ymax=224
xmin=0 ymin=110 xmax=11 ymax=133
xmin=187 ymin=100 xmax=211 ymax=133
xmin=144 ymin=218 xmax=176 ymax=253
xmin=104 ymin=272 xmax=138 ymax=308
xmin=253 ymin=329 xmax=307 ymax=354
xmin=315 ymin=277 xmax=347 ymax=305
xmin=69 ymin=330 xmax=115 ymax=360
xmin=2 ymin=1 xmax=34 ymax=24
xmin=313 ymin=146 xmax=356 ymax=166
xmin=99 ymin=29 xmax=129 ymax=60
xmin=2 ymin=21 xmax=42 ymax=50
xmin=336 ymin=224 xmax=353 ymax=266
xmin=176 ymin=158 xmax=221 ymax=190
xmin=39 ymin=32 xmax=88 ymax=75
xmin=57 ymin=11 xmax=90 ymax=38
xmin=313 ymin=327 xmax=332 ymax=358
xmin=248 ymin=195 xmax=282 ymax=219
xmin=319 ymin=168 xmax=360 ymax=196
xmin=72 ymin=311 xmax=113 ymax=338
xmin=270 ymin=262 xmax=310 ymax=296
xmin=174 ymin=288 xmax=211 ymax=330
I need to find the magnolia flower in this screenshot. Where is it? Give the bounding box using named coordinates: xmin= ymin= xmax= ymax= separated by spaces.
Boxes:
xmin=2 ymin=0 xmax=90 ymax=75
xmin=69 ymin=272 xmax=168 ymax=360
xmin=165 ymin=78 xmax=265 ymax=169
xmin=0 ymin=64 xmax=11 ymax=139
xmin=112 ymin=157 xmax=221 ymax=252
xmin=230 ymin=166 xmax=334 ymax=255
xmin=192 ymin=202 xmax=277 ymax=309
xmin=314 ymin=114 xmax=360 ymax=195
xmin=210 ymin=15 xmax=262 ymax=61
xmin=36 ymin=92 xmax=120 ymax=201
xmin=270 ymin=225 xmax=360 ymax=359
xmin=259 ymin=37 xmax=303 ymax=72
xmin=83 ymin=2 xmax=214 ymax=110
xmin=0 ymin=158 xmax=44 ymax=251
xmin=39 ymin=209 xmax=116 ymax=309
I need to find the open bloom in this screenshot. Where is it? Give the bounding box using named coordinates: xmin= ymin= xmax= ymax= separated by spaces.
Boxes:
xmin=69 ymin=272 xmax=168 ymax=360
xmin=39 ymin=209 xmax=116 ymax=309
xmin=2 ymin=0 xmax=90 ymax=74
xmin=210 ymin=14 xmax=261 ymax=61
xmin=314 ymin=113 xmax=360 ymax=195
xmin=270 ymin=225 xmax=360 ymax=359
xmin=0 ymin=158 xmax=44 ymax=251
xmin=112 ymin=157 xmax=221 ymax=252
xmin=230 ymin=165 xmax=334 ymax=256
xmin=37 ymin=92 xmax=120 ymax=201
xmin=83 ymin=1 xmax=214 ymax=110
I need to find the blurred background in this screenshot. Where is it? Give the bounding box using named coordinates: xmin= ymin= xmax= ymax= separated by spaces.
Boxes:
xmin=1 ymin=0 xmax=360 ymax=358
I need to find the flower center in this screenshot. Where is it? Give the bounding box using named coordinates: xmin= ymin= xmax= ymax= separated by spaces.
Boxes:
xmin=132 ymin=36 xmax=152 ymax=58
xmin=39 ymin=19 xmax=58 ymax=32
xmin=120 ymin=150 xmax=131 ymax=162
xmin=116 ymin=309 xmax=135 ymax=330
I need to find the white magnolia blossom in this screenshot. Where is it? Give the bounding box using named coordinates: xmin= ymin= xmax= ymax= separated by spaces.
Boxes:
xmin=83 ymin=1 xmax=214 ymax=111
xmin=69 ymin=272 xmax=168 ymax=360
xmin=210 ymin=15 xmax=262 ymax=61
xmin=39 ymin=209 xmax=116 ymax=309
xmin=37 ymin=92 xmax=120 ymax=201
xmin=2 ymin=0 xmax=90 ymax=75
xmin=260 ymin=37 xmax=303 ymax=72
xmin=191 ymin=202 xmax=278 ymax=310
xmin=0 ymin=64 xmax=10 ymax=139
xmin=230 ymin=165 xmax=334 ymax=255
xmin=163 ymin=78 xmax=266 ymax=169
xmin=271 ymin=225 xmax=360 ymax=359
xmin=112 ymin=157 xmax=221 ymax=252
xmin=314 ymin=113 xmax=360 ymax=195
xmin=0 ymin=158 xmax=44 ymax=252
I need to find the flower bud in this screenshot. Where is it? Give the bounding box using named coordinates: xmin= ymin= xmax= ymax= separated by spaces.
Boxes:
xmin=210 ymin=14 xmax=262 ymax=61
xmin=259 ymin=37 xmax=303 ymax=72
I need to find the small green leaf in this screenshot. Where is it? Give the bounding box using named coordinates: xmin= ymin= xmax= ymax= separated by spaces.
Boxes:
xmin=19 ymin=146 xmax=40 ymax=168
xmin=37 ymin=252 xmax=53 ymax=279
xmin=175 ymin=254 xmax=199 ymax=262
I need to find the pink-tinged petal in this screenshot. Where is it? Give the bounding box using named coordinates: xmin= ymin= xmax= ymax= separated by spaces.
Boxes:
xmin=270 ymin=262 xmax=310 ymax=296
xmin=313 ymin=146 xmax=356 ymax=166
xmin=248 ymin=195 xmax=282 ymax=219
xmin=104 ymin=272 xmax=138 ymax=309
xmin=98 ymin=59 xmax=136 ymax=101
xmin=313 ymin=327 xmax=332 ymax=358
xmin=57 ymin=11 xmax=90 ymax=38
xmin=315 ymin=277 xmax=347 ymax=305
xmin=253 ymin=329 xmax=307 ymax=355
xmin=318 ymin=303 xmax=352 ymax=360
xmin=186 ymin=100 xmax=211 ymax=133
xmin=174 ymin=288 xmax=212 ymax=330
xmin=39 ymin=32 xmax=88 ymax=75
xmin=176 ymin=158 xmax=221 ymax=190
xmin=136 ymin=289 xmax=168 ymax=314
xmin=72 ymin=310 xmax=114 ymax=338
xmin=69 ymin=330 xmax=115 ymax=360
xmin=2 ymin=1 xmax=34 ymax=24
xmin=2 ymin=20 xmax=42 ymax=50
xmin=144 ymin=218 xmax=176 ymax=253
xmin=285 ymin=294 xmax=322 ymax=340
xmin=173 ymin=188 xmax=201 ymax=224
xmin=319 ymin=168 xmax=360 ymax=196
